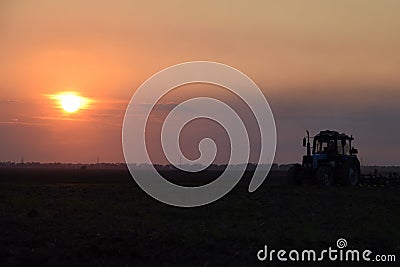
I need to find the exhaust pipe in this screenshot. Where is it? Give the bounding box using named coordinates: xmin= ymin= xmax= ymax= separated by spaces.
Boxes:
xmin=306 ymin=130 xmax=311 ymax=156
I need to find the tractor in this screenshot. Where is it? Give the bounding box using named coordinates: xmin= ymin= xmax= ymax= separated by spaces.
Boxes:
xmin=288 ymin=130 xmax=361 ymax=186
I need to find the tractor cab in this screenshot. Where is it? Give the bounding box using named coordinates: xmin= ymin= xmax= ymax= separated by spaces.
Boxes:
xmin=313 ymin=130 xmax=357 ymax=157
xmin=302 ymin=130 xmax=358 ymax=170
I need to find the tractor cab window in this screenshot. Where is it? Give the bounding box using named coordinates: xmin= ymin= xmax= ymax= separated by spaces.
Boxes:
xmin=337 ymin=139 xmax=351 ymax=155
xmin=314 ymin=139 xmax=328 ymax=154
xmin=314 ymin=139 xmax=337 ymax=154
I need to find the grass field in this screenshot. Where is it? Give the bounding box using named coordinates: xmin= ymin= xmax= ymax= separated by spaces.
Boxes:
xmin=0 ymin=168 xmax=399 ymax=266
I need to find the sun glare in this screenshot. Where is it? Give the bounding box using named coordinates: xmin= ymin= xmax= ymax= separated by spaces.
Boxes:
xmin=49 ymin=92 xmax=90 ymax=113
xmin=60 ymin=94 xmax=83 ymax=113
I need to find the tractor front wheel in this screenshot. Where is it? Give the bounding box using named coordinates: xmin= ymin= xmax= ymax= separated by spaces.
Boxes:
xmin=316 ymin=166 xmax=333 ymax=186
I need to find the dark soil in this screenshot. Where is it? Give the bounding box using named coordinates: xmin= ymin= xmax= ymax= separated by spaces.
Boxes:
xmin=0 ymin=169 xmax=399 ymax=266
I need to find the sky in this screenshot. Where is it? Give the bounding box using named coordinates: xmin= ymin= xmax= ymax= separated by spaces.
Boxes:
xmin=1 ymin=0 xmax=400 ymax=165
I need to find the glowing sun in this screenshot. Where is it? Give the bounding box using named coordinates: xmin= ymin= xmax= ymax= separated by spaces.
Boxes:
xmin=49 ymin=92 xmax=90 ymax=113
xmin=60 ymin=94 xmax=84 ymax=113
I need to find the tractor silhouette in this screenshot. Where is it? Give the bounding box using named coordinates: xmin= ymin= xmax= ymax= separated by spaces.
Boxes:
xmin=288 ymin=130 xmax=361 ymax=186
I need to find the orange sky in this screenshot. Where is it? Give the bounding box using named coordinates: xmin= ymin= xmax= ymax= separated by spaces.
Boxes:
xmin=1 ymin=1 xmax=400 ymax=164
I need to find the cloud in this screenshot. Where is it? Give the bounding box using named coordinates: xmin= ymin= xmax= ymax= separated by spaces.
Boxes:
xmin=0 ymin=121 xmax=48 ymax=126
xmin=0 ymin=99 xmax=19 ymax=104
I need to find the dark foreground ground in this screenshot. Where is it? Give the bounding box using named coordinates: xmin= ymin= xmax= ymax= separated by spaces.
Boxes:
xmin=0 ymin=168 xmax=399 ymax=266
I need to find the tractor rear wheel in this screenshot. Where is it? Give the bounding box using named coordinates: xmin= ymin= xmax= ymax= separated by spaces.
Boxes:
xmin=341 ymin=161 xmax=360 ymax=186
xmin=316 ymin=166 xmax=333 ymax=186
xmin=287 ymin=165 xmax=302 ymax=185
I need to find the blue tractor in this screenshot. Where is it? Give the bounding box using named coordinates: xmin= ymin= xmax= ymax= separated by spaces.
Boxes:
xmin=288 ymin=130 xmax=361 ymax=186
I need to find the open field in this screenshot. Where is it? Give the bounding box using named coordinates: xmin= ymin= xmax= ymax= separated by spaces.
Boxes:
xmin=0 ymin=168 xmax=399 ymax=266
